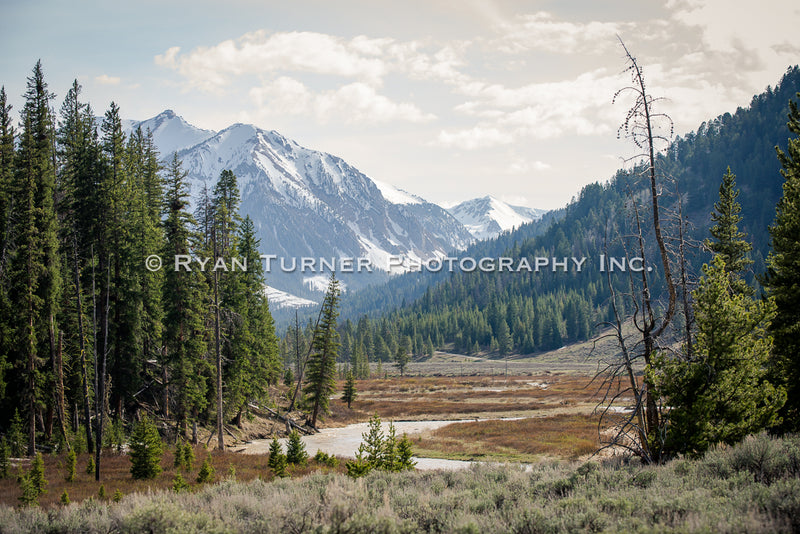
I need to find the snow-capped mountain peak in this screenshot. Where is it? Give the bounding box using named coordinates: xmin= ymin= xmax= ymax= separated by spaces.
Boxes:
xmin=121 ymin=110 xmax=474 ymax=299
xmin=447 ymin=195 xmax=546 ymax=241
xmin=123 ymin=110 xmax=216 ymax=157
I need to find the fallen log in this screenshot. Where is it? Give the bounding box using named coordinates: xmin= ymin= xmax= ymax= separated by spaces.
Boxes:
xmin=248 ymin=403 xmax=316 ymax=435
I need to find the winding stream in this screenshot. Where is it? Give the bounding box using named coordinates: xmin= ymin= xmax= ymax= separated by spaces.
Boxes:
xmin=239 ymin=419 xmax=498 ymax=471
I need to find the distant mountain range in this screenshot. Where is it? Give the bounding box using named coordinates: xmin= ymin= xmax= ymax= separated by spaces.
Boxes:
xmin=123 ymin=110 xmax=544 ymax=302
xmin=446 ymin=196 xmax=547 ymax=241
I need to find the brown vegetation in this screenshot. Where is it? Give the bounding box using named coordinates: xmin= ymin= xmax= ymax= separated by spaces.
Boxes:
xmin=0 ymin=446 xmax=344 ymax=508
xmin=412 ymin=413 xmax=602 ymax=462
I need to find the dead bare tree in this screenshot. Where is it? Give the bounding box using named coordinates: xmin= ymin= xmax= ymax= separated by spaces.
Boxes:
xmin=593 ymin=38 xmax=680 ymax=463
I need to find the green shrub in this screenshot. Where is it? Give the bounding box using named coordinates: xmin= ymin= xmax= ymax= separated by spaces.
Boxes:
xmin=113 ymin=489 xmax=123 ymax=503
xmin=314 ymin=450 xmax=340 ymax=468
xmin=60 ymin=490 xmax=70 ymax=505
xmin=86 ymin=456 xmax=95 ymax=475
xmin=98 ymin=484 xmax=106 ymax=499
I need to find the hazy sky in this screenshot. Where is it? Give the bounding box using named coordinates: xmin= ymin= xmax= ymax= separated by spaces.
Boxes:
xmin=2 ymin=0 xmax=799 ymax=209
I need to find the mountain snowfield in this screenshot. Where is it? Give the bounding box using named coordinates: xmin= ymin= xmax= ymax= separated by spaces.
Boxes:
xmin=124 ymin=111 xmax=544 ymax=306
xmin=447 ymin=196 xmax=547 ymax=241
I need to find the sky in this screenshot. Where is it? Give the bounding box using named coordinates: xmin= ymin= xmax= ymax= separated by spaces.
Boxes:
xmin=1 ymin=0 xmax=799 ymax=210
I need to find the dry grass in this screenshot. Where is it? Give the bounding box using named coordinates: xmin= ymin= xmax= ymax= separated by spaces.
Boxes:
xmin=0 ymin=446 xmax=344 ymax=509
xmin=411 ymin=413 xmax=602 ymax=462
xmin=324 ymin=374 xmax=618 ymax=425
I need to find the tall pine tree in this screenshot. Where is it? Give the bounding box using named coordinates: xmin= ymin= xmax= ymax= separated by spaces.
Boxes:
xmin=9 ymin=61 xmax=61 ymax=455
xmin=765 ymin=92 xmax=800 ymax=432
xmin=705 ymin=167 xmax=753 ymax=295
xmin=227 ymin=216 xmax=280 ymax=426
xmin=162 ymin=153 xmax=208 ymax=438
xmin=304 ymin=273 xmax=340 ymax=427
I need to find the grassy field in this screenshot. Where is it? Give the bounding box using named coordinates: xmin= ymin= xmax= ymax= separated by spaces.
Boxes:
xmin=0 ymin=446 xmax=344 ymax=509
xmin=1 ymin=433 xmax=798 ymax=533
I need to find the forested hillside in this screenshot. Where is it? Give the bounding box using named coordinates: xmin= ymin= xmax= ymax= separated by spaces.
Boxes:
xmin=335 ymin=66 xmax=800 ymax=358
xmin=0 ymin=65 xmax=281 ymax=463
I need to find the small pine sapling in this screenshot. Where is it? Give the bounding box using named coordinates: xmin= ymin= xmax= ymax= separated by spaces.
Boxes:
xmin=196 ymin=454 xmax=215 ymax=483
xmin=173 ymin=472 xmax=190 ymax=492
xmin=267 ymin=437 xmax=288 ymax=477
xmin=286 ymin=431 xmax=308 ymax=466
xmin=65 ymin=449 xmax=76 ymax=482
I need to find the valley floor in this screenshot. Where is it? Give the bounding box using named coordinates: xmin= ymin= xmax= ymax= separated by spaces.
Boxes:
xmin=2 ymin=433 xmax=798 ymax=533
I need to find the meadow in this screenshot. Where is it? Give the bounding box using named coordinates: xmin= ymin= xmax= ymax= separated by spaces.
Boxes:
xmin=1 ymin=433 xmax=798 ymax=533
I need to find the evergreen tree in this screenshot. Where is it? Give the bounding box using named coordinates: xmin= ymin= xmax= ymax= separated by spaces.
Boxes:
xmin=304 ymin=273 xmax=340 ymax=427
xmin=162 ymin=154 xmax=208 ymax=438
xmin=128 ymin=415 xmax=163 ymax=479
xmin=29 ymin=452 xmax=46 ymax=496
xmin=765 ymin=92 xmax=800 ymax=432
xmin=267 ymin=437 xmax=287 ymax=477
xmin=227 ymin=216 xmax=280 ymax=426
xmin=396 ymin=433 xmax=416 ymax=471
xmin=64 ymin=449 xmax=76 ymax=482
xmin=0 ymin=87 xmax=14 ymax=402
xmin=656 ymin=257 xmax=785 ymax=456
xmin=342 ymin=369 xmax=357 ymax=409
xmin=286 ymin=430 xmax=308 ymax=466
xmin=172 ymin=472 xmax=190 ymax=492
xmin=705 ymin=167 xmax=753 ymax=294
xmin=196 ymin=454 xmax=215 ymax=483
xmin=0 ymin=438 xmax=9 ymax=479
xmin=394 ymin=344 xmax=410 ymax=377
xmin=361 ymin=413 xmax=384 ymax=468
xmin=56 ymin=79 xmax=98 ymax=455
xmin=9 ymin=61 xmax=61 ymax=456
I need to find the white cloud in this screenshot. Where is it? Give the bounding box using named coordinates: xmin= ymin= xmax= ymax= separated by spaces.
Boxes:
xmin=493 ymin=12 xmax=623 ymax=54
xmin=250 ymin=77 xmax=435 ymax=125
xmin=507 ymin=159 xmax=550 ymax=174
xmin=155 ymin=30 xmax=474 ymax=94
xmin=434 ymin=126 xmax=513 ymax=149
xmin=155 ymin=31 xmax=389 ymax=92
xmin=95 ymin=74 xmax=121 ymax=85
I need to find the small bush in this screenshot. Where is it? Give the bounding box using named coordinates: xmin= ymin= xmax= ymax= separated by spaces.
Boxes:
xmin=86 ymin=456 xmax=95 ymax=475
xmin=314 ymin=450 xmax=340 ymax=468
xmin=98 ymin=484 xmax=106 ymax=499
xmin=60 ymin=490 xmax=70 ymax=505
xmin=113 ymin=489 xmax=123 ymax=502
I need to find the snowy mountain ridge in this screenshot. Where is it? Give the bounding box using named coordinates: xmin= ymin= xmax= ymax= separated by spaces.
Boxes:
xmin=124 ymin=110 xmax=473 ymax=301
xmin=447 ymin=195 xmax=547 ymax=241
